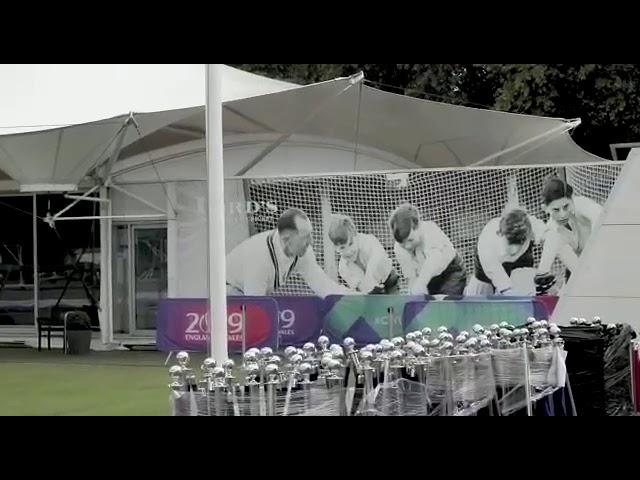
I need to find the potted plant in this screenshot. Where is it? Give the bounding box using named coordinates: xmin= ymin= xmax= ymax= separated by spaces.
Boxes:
xmin=65 ymin=311 xmax=92 ymax=355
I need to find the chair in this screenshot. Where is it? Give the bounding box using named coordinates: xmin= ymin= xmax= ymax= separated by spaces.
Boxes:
xmin=36 ymin=306 xmax=74 ymax=351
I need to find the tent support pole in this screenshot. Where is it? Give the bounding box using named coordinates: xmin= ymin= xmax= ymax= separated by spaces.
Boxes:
xmin=468 ymin=119 xmax=581 ymax=168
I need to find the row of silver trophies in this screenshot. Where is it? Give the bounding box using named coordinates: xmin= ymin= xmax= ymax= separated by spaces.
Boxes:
xmin=168 ymin=316 xmax=605 ymax=415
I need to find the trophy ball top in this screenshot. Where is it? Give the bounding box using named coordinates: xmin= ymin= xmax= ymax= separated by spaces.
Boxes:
xmin=360 ymin=350 xmax=373 ymax=361
xmin=176 ymin=351 xmax=189 ymax=366
xmin=268 ymin=355 xmax=282 ymax=365
xmin=284 ymin=346 xmax=297 ymax=358
xmin=321 ymin=354 xmax=333 ymax=368
xmin=440 ymin=341 xmax=454 ymax=351
xmin=202 ymin=358 xmax=216 ymax=370
xmin=343 ymin=337 xmax=356 ymax=348
xmin=412 ymin=344 xmax=425 ymax=356
xmin=327 ymin=359 xmax=343 ymax=370
xmin=243 ymin=351 xmax=258 ymax=363
xmin=299 ymin=362 xmax=312 ymax=374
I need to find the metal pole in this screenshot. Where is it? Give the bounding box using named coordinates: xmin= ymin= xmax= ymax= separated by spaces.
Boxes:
xmin=241 ymin=304 xmax=247 ymax=355
xmin=522 ymin=346 xmax=533 ymax=416
xmin=205 ymin=64 xmax=229 ymax=363
xmin=32 ymin=194 xmax=38 ymax=336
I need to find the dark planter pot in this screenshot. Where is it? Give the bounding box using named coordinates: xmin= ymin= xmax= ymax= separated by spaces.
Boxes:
xmin=66 ymin=330 xmax=92 ymax=355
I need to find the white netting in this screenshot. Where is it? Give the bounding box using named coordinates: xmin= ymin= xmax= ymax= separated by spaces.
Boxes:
xmin=229 ymin=163 xmax=623 ymax=295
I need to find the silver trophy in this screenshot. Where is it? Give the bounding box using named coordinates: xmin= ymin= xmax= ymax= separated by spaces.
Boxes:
xmin=549 ymin=324 xmax=561 ymax=338
xmin=169 ymin=365 xmax=185 ymax=392
xmin=210 ymin=366 xmax=227 ymax=416
xmin=359 ymin=350 xmax=376 ymax=415
xmin=284 ymin=345 xmax=297 ymax=359
xmin=472 ymin=324 xmax=484 ymax=334
xmin=265 ymin=363 xmax=280 ymax=416
xmin=317 ymin=335 xmax=330 ymax=353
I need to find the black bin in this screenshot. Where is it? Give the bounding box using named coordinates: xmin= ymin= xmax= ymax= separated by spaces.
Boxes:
xmin=65 ymin=311 xmax=92 ymax=355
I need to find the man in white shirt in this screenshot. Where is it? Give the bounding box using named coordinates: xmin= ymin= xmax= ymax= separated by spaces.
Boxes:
xmin=466 ymin=208 xmax=555 ymax=296
xmin=226 ymin=208 xmax=356 ymax=298
xmin=389 ymin=204 xmax=467 ymax=296
xmin=540 ymin=177 xmax=603 ymax=281
xmin=327 ymin=214 xmax=399 ymax=294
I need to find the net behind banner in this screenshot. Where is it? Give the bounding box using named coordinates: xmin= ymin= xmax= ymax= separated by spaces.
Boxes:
xmin=226 ymin=163 xmax=623 ymax=296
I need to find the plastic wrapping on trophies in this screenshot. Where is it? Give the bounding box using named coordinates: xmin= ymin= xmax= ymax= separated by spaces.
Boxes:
xmin=632 ymin=341 xmax=640 ymax=415
xmin=603 ymin=325 xmax=637 ymax=416
xmin=492 ymin=347 xmax=531 ymax=415
xmin=168 ymin=322 xmax=576 ymax=416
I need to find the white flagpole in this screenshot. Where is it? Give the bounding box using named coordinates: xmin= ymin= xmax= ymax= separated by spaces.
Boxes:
xmin=205 ymin=64 xmax=229 ymax=362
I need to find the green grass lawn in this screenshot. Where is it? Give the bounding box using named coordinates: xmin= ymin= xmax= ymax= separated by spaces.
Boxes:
xmin=0 ymin=348 xmax=208 ymax=416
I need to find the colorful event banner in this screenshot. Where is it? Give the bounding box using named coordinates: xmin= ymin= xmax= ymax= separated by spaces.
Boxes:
xmin=156 ymin=296 xmax=325 ymax=352
xmin=156 ymin=295 xmax=559 ymax=351
xmin=275 ymin=296 xmax=325 ymax=347
xmin=156 ymin=297 xmax=279 ymax=353
xmin=403 ymin=296 xmax=555 ymax=337
xmin=323 ymin=294 xmax=425 ymax=344
xmin=323 ymin=294 xmax=559 ymax=344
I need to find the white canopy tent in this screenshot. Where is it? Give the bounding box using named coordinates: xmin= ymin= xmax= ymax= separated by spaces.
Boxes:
xmin=0 ymin=64 xmax=614 ymax=351
xmin=0 ymin=64 xmax=297 ymax=191
xmin=0 ymin=65 xmax=606 ymax=192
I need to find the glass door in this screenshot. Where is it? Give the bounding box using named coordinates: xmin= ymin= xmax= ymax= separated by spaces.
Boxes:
xmin=132 ymin=225 xmax=167 ymax=333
